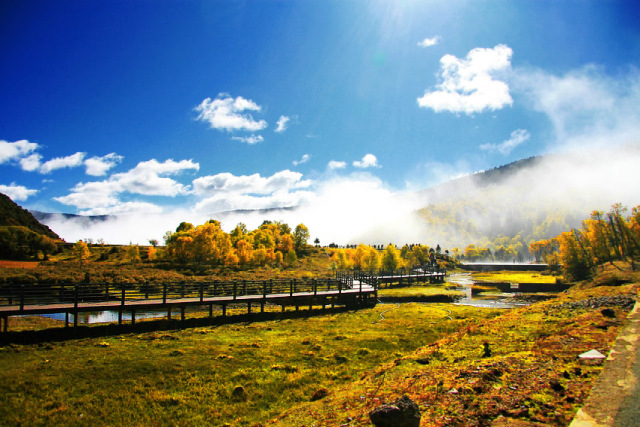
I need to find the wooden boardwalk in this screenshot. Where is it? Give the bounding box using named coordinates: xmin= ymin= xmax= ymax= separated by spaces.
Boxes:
xmin=0 ymin=266 xmax=446 ymax=332
xmin=0 ymin=278 xmax=376 ymax=332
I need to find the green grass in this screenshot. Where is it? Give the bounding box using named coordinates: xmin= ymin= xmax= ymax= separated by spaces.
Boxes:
xmin=0 ymin=304 xmax=500 ymax=426
xmin=377 ymin=284 xmax=464 ymax=299
xmin=472 ymin=271 xmax=558 ymax=284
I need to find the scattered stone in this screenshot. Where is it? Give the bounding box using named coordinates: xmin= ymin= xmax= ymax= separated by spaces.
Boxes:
xmin=550 ymin=380 xmax=565 ymax=393
xmin=310 ymin=388 xmax=328 ymax=401
xmin=369 ymin=395 xmax=421 ymax=427
xmin=557 ymin=295 xmax=635 ymax=311
xmin=231 ymin=386 xmax=246 ymax=401
xmin=333 ymin=354 xmax=348 ymax=363
xmin=578 ymin=349 xmax=606 ymax=365
xmin=415 ymin=357 xmax=430 ymax=365
xmin=169 ymin=350 xmax=184 ymax=357
xmin=482 ymin=342 xmax=492 ymax=358
xmin=600 ymin=308 xmax=616 ymax=318
xmin=96 ymin=342 xmax=110 ymax=347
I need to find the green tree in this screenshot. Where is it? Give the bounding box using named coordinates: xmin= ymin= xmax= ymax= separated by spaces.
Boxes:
xmin=285 ymin=249 xmax=297 ymax=266
xmin=293 ymin=224 xmax=310 ymax=252
xmin=381 ymin=244 xmax=403 ymax=271
xmin=127 ymin=244 xmax=141 ymax=265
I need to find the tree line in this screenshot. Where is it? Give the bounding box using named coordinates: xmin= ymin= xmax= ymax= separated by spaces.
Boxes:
xmin=528 ymin=203 xmax=640 ymax=281
xmin=162 ymin=220 xmax=310 ymax=268
xmin=330 ymin=243 xmax=447 ymax=272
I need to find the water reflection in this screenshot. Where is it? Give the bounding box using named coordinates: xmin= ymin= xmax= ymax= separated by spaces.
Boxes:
xmin=42 ymin=309 xmax=168 ymax=324
xmin=448 ymin=273 xmax=528 ymax=309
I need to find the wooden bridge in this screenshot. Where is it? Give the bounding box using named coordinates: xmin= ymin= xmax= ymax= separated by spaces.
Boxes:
xmin=0 ymin=265 xmax=446 ymax=332
xmin=0 ymin=277 xmax=375 ymax=332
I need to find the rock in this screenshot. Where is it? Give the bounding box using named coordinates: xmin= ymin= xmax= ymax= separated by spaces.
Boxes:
xmin=578 ymin=349 xmax=606 ymax=366
xmin=550 ymin=380 xmax=565 ymax=393
xmin=231 ymin=386 xmax=246 ymax=401
xmin=600 ymin=308 xmax=616 ymax=318
xmin=369 ymin=395 xmax=421 ymax=427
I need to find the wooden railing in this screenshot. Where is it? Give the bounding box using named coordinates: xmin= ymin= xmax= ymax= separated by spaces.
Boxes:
xmin=0 ymin=278 xmax=351 ymax=309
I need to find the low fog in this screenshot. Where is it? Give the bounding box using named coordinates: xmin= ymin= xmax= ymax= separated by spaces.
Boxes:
xmin=41 ymin=143 xmax=640 ymax=249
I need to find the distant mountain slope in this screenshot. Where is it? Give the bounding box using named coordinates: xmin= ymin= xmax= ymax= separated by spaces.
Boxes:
xmin=0 ymin=193 xmax=61 ymax=240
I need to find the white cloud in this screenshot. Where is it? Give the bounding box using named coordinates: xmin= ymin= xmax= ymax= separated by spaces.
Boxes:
xmin=193 ymin=170 xmax=311 ymax=196
xmin=0 ymin=183 xmax=38 ymax=201
xmin=193 ymin=170 xmax=313 ymax=213
xmin=195 ymin=95 xmax=268 ymax=132
xmin=55 ymin=158 xmax=199 ymax=210
xmin=0 ymin=139 xmax=39 ymax=164
xmin=275 ymin=115 xmax=290 ymax=133
xmin=418 ymin=44 xmax=513 ymax=115
xmin=84 ymin=153 xmax=124 ymax=176
xmin=231 ymin=134 xmax=264 ymax=144
xmin=20 ymin=153 xmax=43 ymax=172
xmin=480 ymin=129 xmax=530 ymax=155
xmin=38 ymin=152 xmax=86 ymax=174
xmin=353 ymin=153 xmax=379 ymax=168
xmin=293 ymin=154 xmax=310 ymax=166
xmin=327 ymin=160 xmax=347 ymax=170
xmin=417 ymin=36 xmax=440 ymax=48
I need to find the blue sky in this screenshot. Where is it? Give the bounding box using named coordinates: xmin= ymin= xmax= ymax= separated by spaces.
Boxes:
xmin=1 ymin=1 xmax=640 ymax=243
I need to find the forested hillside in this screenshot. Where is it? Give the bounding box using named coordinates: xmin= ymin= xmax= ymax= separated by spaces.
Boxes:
xmin=410 ymin=148 xmax=638 ymax=262
xmin=0 ymin=193 xmax=60 ymax=239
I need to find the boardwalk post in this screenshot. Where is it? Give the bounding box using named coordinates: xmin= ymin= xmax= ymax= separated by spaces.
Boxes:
xmin=163 ymin=283 xmax=167 ymax=304
xmin=243 ymin=280 xmax=247 ymax=296
xmin=73 ymin=285 xmax=79 ymax=328
xmin=313 ymin=278 xmax=317 ymax=296
xmin=119 ymin=285 xmax=125 ymax=325
xmin=145 ymin=281 xmax=149 ymax=299
xmin=233 ymin=282 xmax=237 ymax=300
xmin=289 ymin=280 xmax=293 ymax=297
xmin=209 ymin=304 xmax=213 ymax=317
xmin=200 ymin=282 xmax=204 ymax=302
xmin=181 ymin=307 xmax=185 ymax=321
xmin=222 ymin=304 xmax=226 ymax=316
xmin=20 ymin=285 xmax=25 ymax=311
xmin=131 ymin=309 xmax=136 ymax=325
xmin=262 ymin=280 xmax=267 ymax=299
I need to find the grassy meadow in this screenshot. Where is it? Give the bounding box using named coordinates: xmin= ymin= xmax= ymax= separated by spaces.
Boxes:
xmin=1 ymin=249 xmax=638 ymax=426
xmin=0 ymin=304 xmax=498 ymax=426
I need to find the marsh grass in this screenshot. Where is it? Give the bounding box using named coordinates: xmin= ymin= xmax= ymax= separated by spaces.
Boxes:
xmin=0 ymin=303 xmax=499 ymax=426
xmin=472 ymin=271 xmax=558 ymax=284
xmin=377 ymin=284 xmax=464 ymax=300
xmin=274 ymin=281 xmax=638 ymax=426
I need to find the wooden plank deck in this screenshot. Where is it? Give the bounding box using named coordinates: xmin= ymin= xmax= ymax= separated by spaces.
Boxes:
xmin=0 ymin=282 xmax=377 ymax=332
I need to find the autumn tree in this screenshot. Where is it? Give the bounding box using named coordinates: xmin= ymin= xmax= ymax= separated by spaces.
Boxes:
xmin=127 ymin=244 xmax=141 ymax=265
xmin=293 ymin=224 xmax=310 ymax=252
xmin=381 ymin=244 xmax=403 ymax=271
xmin=73 ymin=240 xmax=91 ymax=266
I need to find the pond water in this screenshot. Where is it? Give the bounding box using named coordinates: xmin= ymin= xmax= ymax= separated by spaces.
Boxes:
xmin=447 ymin=273 xmax=528 ymax=309
xmin=41 ymin=309 xmax=170 ymax=324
